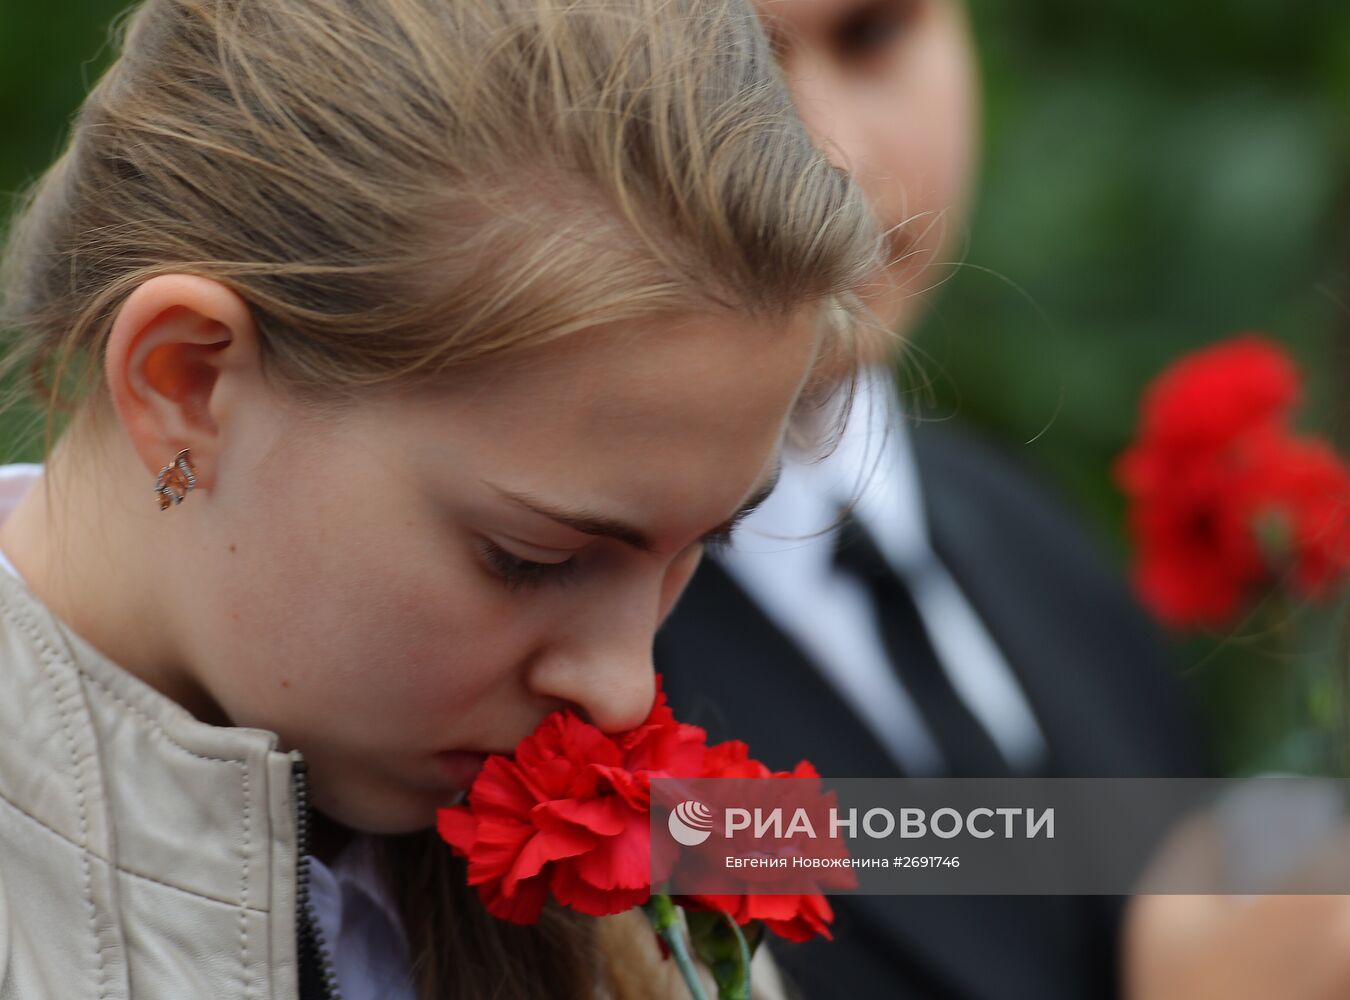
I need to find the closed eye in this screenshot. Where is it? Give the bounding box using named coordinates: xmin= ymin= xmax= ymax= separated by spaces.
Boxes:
xmin=475 ymin=538 xmax=581 ymax=592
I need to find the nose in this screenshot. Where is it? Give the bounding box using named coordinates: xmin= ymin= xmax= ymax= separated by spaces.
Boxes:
xmin=527 ymin=585 xmax=662 ymax=735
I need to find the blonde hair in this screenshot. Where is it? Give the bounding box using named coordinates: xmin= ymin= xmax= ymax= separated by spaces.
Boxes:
xmin=0 ymin=0 xmax=885 ymax=995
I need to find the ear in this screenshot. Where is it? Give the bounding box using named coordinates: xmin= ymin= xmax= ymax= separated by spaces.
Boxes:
xmin=104 ymin=274 xmax=261 ymax=493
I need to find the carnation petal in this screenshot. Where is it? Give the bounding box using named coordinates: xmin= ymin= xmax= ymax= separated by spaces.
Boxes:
xmin=535 ymin=795 xmax=629 ymax=837
xmin=575 ymin=815 xmax=650 ymax=890
xmin=550 ymin=862 xmax=651 ymax=917
xmin=502 ymin=829 xmax=579 ymax=896
xmin=480 ymin=868 xmax=553 ymax=925
xmin=435 ymin=806 xmax=478 ymax=855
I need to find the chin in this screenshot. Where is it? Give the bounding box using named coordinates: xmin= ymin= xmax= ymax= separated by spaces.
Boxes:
xmin=314 ymin=784 xmax=463 ymax=837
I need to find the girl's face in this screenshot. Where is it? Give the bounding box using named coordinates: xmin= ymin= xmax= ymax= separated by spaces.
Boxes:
xmin=759 ymin=0 xmax=979 ymax=337
xmin=160 ymin=301 xmax=824 ymax=834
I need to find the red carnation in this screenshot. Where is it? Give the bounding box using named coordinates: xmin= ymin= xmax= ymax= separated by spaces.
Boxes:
xmin=673 ymin=739 xmax=852 ymax=943
xmin=1255 ymin=435 xmax=1350 ymax=597
xmin=1116 ymin=334 xmax=1350 ymax=627
xmin=1132 ymin=333 xmax=1299 ymax=449
xmin=437 ymin=672 xmax=846 ymax=997
xmin=437 ymin=675 xmax=707 ymax=923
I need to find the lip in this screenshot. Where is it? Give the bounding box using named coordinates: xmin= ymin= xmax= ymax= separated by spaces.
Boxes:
xmin=433 ymin=750 xmax=491 ymax=789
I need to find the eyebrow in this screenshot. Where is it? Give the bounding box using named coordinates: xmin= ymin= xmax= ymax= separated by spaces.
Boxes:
xmin=485 ymin=458 xmax=785 ymax=554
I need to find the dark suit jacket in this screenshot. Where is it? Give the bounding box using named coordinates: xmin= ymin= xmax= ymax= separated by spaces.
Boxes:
xmin=654 ymin=419 xmax=1213 ymax=1000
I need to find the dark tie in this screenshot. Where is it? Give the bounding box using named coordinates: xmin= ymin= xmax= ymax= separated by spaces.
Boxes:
xmin=831 ymin=511 xmax=1011 ymax=777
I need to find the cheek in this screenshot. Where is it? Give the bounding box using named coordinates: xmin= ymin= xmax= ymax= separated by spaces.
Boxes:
xmin=864 ymin=79 xmax=972 ymax=237
xmin=891 ymin=11 xmax=979 ymax=235
xmin=847 ymin=53 xmax=977 ymax=332
xmin=921 ymin=20 xmax=980 ymax=223
xmin=191 ymin=488 xmax=536 ymax=743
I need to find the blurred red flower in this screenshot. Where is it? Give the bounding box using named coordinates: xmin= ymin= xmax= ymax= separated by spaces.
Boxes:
xmin=1131 ymin=333 xmax=1299 ymax=448
xmin=1115 ymin=334 xmax=1350 ymax=627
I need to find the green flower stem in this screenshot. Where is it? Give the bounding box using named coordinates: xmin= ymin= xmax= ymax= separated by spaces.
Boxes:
xmin=642 ymin=893 xmax=712 ymax=1000
xmin=685 ymin=908 xmax=762 ymax=1000
xmin=718 ymin=912 xmax=753 ymax=1000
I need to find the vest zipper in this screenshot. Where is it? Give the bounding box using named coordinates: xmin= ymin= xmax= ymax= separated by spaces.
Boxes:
xmin=292 ymin=752 xmax=345 ymax=1000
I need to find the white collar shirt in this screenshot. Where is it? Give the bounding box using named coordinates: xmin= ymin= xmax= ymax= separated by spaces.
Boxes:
xmin=714 ymin=367 xmax=1049 ymax=775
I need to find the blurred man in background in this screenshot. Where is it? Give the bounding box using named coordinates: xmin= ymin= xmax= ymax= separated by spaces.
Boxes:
xmin=658 ymin=2 xmax=1211 ymax=996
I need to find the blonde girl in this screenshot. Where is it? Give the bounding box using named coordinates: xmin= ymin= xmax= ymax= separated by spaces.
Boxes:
xmin=0 ymin=0 xmax=886 ymax=997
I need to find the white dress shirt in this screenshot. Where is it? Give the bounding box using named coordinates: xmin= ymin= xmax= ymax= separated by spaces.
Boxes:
xmin=0 ymin=462 xmax=415 ymax=1000
xmin=716 ymin=366 xmax=1049 ymax=775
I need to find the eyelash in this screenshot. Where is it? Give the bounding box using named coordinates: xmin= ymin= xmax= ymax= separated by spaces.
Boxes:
xmin=476 ymin=539 xmax=582 ymax=592
xmin=478 ymin=506 xmax=757 ymax=592
xmin=701 ymin=508 xmax=755 ymax=556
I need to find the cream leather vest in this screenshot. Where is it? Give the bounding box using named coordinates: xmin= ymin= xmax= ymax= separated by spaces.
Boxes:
xmin=0 ymin=565 xmax=311 ymax=998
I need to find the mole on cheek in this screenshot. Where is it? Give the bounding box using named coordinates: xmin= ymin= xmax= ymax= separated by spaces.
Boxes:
xmin=281 ymin=679 xmax=290 ymax=689
xmin=229 ymin=543 xmax=237 ymax=553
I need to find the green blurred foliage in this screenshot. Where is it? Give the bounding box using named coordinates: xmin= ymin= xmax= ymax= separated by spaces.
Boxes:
xmin=1 ymin=4 xmax=130 ymax=186
xmin=1 ymin=0 xmax=1347 ymax=774
xmin=905 ymin=1 xmax=1350 ymax=775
